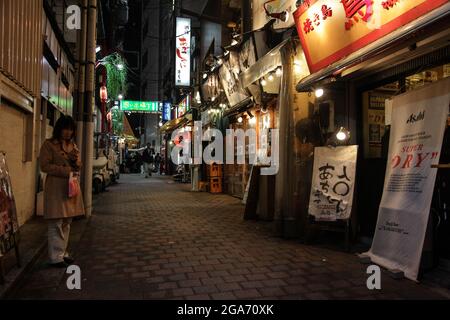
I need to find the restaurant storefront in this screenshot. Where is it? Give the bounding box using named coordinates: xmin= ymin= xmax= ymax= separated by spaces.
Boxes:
xmin=291 ymin=0 xmax=450 ymax=278
xmin=160 ymin=101 xmax=193 ymax=177
xmin=196 ymin=30 xmax=308 ymax=226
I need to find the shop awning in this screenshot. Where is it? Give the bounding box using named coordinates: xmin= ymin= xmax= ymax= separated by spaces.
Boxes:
xmin=123 ymin=114 xmax=137 ymax=138
xmin=240 ymin=38 xmax=291 ymax=89
xmin=223 ymin=97 xmax=254 ymax=118
xmin=296 ymin=3 xmax=450 ymax=92
xmin=160 ymin=113 xmax=193 ymax=134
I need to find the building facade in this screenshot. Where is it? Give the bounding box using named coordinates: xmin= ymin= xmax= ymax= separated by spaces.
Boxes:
xmin=1 ymin=0 xmax=77 ymax=226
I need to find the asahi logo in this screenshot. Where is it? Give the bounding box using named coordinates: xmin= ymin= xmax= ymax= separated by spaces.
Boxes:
xmin=407 ymin=111 xmax=425 ymax=124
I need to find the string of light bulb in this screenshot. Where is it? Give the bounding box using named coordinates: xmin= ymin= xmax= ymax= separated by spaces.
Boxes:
xmin=259 ymin=67 xmax=283 ymax=87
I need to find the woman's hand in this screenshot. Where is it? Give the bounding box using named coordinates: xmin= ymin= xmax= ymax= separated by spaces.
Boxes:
xmin=72 ymin=171 xmax=80 ymax=178
xmin=68 ymin=148 xmax=82 ymax=171
xmin=68 ymin=149 xmax=79 ymax=162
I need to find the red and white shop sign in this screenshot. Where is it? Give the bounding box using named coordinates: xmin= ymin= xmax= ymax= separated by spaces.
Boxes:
xmin=175 ymin=17 xmax=191 ymax=87
xmin=293 ymin=0 xmax=448 ymax=74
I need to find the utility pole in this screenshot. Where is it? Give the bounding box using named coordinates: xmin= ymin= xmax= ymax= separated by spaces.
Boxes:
xmin=74 ymin=0 xmax=88 ymax=150
xmin=82 ymin=0 xmax=97 ymax=217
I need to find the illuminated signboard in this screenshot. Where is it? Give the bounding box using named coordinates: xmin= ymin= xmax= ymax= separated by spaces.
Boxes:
xmin=177 ymin=96 xmax=190 ymax=118
xmin=293 ymin=0 xmax=448 ymax=73
xmin=162 ymin=102 xmax=172 ymax=121
xmin=175 ymin=17 xmax=192 ymax=87
xmin=120 ymin=100 xmax=160 ymax=113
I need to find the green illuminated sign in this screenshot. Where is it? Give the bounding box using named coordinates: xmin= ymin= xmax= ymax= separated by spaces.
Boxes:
xmin=120 ymin=100 xmax=161 ymax=113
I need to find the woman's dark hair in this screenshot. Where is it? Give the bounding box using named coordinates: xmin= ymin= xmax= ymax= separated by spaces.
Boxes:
xmin=52 ymin=115 xmax=77 ymax=140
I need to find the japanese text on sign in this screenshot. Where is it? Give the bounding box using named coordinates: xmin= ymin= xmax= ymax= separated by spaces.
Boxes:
xmin=309 ymin=146 xmax=358 ymax=221
xmin=175 ymin=17 xmax=191 ymax=87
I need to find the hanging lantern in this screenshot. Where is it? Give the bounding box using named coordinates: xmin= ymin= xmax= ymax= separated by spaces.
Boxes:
xmin=100 ymin=86 xmax=108 ymax=102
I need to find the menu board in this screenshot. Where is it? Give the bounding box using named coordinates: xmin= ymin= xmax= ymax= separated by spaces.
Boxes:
xmin=0 ymin=152 xmax=19 ymax=255
xmin=367 ymin=92 xmax=390 ymax=158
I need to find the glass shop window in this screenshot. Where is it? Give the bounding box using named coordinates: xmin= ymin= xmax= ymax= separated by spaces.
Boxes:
xmin=362 ymin=63 xmax=450 ymax=159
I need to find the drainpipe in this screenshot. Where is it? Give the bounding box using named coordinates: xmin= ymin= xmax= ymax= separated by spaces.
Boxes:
xmin=82 ymin=0 xmax=97 ymax=217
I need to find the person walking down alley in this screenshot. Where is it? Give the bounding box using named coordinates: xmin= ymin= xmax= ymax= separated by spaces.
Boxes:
xmin=155 ymin=153 xmax=162 ymax=175
xmin=142 ymin=143 xmax=154 ymax=178
xmin=39 ymin=116 xmax=85 ymax=268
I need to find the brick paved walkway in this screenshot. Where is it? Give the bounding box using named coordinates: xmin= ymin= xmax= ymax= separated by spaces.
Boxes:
xmin=11 ymin=174 xmax=449 ymax=300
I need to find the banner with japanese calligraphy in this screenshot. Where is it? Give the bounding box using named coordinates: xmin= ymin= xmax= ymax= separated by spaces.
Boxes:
xmin=219 ymin=52 xmax=249 ymax=107
xmin=293 ymin=0 xmax=448 ymax=73
xmin=366 ymin=77 xmax=450 ymax=281
xmin=309 ymin=146 xmax=358 ymax=221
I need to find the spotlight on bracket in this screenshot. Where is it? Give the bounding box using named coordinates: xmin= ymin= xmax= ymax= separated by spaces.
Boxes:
xmin=315 ymin=88 xmax=324 ymax=98
xmin=336 ymin=127 xmax=351 ymax=143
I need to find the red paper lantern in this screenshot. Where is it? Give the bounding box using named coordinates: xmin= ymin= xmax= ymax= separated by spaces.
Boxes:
xmin=100 ymin=86 xmax=108 ymax=102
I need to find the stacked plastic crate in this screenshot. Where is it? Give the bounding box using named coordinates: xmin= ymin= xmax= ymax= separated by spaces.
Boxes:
xmin=207 ymin=163 xmax=223 ymax=194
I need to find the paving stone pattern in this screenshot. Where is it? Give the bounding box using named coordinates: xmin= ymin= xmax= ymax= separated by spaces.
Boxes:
xmin=11 ymin=175 xmax=448 ymax=300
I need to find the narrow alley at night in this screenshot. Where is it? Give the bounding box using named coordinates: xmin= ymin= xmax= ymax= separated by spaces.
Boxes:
xmin=1 ymin=0 xmax=450 ymax=316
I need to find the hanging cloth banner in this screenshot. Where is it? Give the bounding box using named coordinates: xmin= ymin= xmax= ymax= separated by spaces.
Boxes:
xmin=309 ymin=145 xmax=358 ymax=221
xmin=219 ymin=52 xmax=249 ymax=108
xmin=366 ymin=77 xmax=450 ymax=281
xmin=0 ymin=152 xmax=20 ymax=255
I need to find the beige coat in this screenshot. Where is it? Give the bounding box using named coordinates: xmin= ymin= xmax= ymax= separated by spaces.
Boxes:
xmin=39 ymin=139 xmax=85 ymax=220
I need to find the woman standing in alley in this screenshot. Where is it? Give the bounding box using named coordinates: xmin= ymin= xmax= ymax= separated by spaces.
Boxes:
xmin=39 ymin=116 xmax=85 ymax=268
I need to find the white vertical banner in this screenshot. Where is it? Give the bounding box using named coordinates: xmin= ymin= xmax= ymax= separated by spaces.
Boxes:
xmin=309 ymin=146 xmax=358 ymax=221
xmin=367 ymin=77 xmax=450 ymax=281
xmin=175 ymin=17 xmax=191 ymax=87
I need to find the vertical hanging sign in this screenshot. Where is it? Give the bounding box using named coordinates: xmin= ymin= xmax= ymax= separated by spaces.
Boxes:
xmin=366 ymin=77 xmax=450 ymax=281
xmin=162 ymin=102 xmax=172 ymax=122
xmin=175 ymin=17 xmax=192 ymax=87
